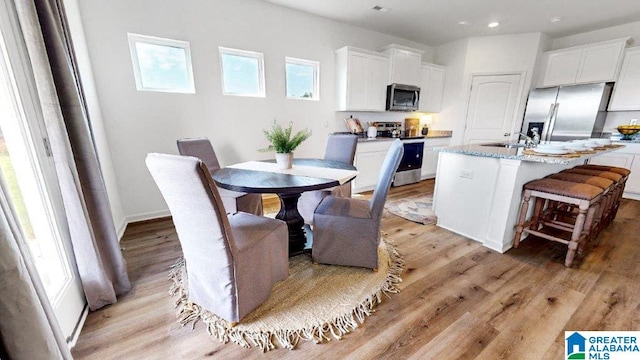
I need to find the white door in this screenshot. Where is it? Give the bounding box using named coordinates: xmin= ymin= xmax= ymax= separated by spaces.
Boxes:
xmin=463 ymin=74 xmax=523 ymax=144
xmin=0 ymin=3 xmax=85 ymax=340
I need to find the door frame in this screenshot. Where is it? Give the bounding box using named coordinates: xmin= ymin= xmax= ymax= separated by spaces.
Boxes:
xmin=461 ymin=71 xmax=528 ymax=144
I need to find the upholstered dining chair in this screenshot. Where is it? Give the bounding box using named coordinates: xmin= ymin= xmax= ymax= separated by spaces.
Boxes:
xmin=298 ymin=134 xmax=359 ymax=225
xmin=311 ymin=139 xmax=403 ymax=270
xmin=177 ymin=138 xmax=263 ymax=216
xmin=146 ymin=153 xmax=289 ymax=323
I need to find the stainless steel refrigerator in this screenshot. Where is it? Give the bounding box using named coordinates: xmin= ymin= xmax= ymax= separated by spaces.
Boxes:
xmin=521 ymin=83 xmax=613 ymax=141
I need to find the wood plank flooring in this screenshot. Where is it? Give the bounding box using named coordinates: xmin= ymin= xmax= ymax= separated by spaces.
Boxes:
xmin=71 ymin=180 xmax=640 ymax=359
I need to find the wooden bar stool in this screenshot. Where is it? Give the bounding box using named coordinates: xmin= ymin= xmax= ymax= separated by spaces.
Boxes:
xmin=546 ymin=172 xmax=614 ymax=238
xmin=513 ymin=178 xmax=603 ymax=267
xmin=574 ymin=164 xmax=630 ymax=222
xmin=562 ymin=168 xmax=624 ymax=226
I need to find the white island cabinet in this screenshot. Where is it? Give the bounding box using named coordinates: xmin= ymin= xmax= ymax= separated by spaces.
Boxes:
xmin=588 ymin=142 xmax=640 ymax=200
xmin=432 ymin=144 xmax=625 ymax=253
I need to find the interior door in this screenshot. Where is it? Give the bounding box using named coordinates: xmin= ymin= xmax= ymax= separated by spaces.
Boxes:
xmin=463 ymin=74 xmax=523 ymax=144
xmin=0 ymin=2 xmax=85 ymax=340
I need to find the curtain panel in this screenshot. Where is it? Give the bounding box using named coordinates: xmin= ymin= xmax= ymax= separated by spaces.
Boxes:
xmin=15 ymin=0 xmax=130 ymax=310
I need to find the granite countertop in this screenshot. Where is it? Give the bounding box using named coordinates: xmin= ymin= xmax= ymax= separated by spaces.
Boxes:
xmin=435 ymin=143 xmax=626 ymax=165
xmin=355 ymin=130 xmax=453 ymax=143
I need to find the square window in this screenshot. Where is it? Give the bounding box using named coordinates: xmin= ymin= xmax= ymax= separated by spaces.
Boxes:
xmin=285 ymin=57 xmax=319 ymax=100
xmin=219 ymin=47 xmax=265 ymax=97
xmin=128 ymin=33 xmax=195 ymax=93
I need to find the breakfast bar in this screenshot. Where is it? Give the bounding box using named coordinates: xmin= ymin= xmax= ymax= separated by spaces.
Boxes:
xmin=432 ymin=142 xmax=625 ymax=253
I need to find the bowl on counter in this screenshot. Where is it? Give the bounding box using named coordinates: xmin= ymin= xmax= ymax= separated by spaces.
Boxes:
xmin=617 ymin=125 xmax=640 ymax=140
xmin=536 ymin=143 xmax=567 ymax=151
xmin=564 ymin=143 xmax=592 ymax=152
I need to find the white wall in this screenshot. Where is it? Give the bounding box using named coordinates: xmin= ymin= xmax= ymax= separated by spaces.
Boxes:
xmin=63 ymin=0 xmax=127 ymax=238
xmin=75 ymin=0 xmax=434 ymax=221
xmin=434 ymin=33 xmax=543 ymax=145
xmin=434 ymin=39 xmax=469 ymax=144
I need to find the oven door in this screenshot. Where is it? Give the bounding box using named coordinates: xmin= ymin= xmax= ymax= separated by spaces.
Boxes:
xmin=397 ymin=141 xmax=424 ymax=172
xmin=386 ymin=84 xmax=420 ymax=111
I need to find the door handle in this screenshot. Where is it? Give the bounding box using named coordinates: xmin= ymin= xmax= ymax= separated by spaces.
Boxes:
xmin=504 ymin=132 xmax=511 ymax=137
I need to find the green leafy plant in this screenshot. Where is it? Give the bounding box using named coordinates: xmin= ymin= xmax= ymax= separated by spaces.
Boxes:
xmin=260 ymin=120 xmax=312 ymax=153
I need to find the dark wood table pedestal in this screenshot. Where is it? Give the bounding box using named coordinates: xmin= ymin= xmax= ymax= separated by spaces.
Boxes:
xmin=276 ymin=193 xmax=307 ymax=256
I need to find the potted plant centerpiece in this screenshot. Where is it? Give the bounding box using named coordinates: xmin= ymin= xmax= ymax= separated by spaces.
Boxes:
xmin=261 ymin=120 xmax=311 ymax=169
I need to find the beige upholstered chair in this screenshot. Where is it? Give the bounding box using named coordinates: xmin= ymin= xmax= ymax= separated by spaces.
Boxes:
xmin=177 ymin=138 xmax=263 ymax=215
xmin=311 ymin=140 xmax=403 ymax=270
xmin=298 ymin=134 xmax=358 ymax=225
xmin=146 ymin=153 xmax=288 ymax=323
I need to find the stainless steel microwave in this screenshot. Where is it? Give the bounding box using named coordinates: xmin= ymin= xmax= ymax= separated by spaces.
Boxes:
xmin=386 ymin=83 xmax=420 ymax=111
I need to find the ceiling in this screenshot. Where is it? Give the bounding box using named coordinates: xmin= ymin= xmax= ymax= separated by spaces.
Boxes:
xmin=265 ymin=0 xmax=640 ymax=46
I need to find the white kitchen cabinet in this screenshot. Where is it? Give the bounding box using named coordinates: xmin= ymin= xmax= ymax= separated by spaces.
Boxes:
xmin=419 ymin=63 xmax=446 ymax=113
xmin=609 ymin=47 xmax=640 ymax=111
xmin=352 ymin=140 xmax=393 ymax=193
xmin=380 ymin=44 xmax=423 ymax=87
xmin=538 ymin=38 xmax=629 ymax=88
xmin=588 ymin=143 xmax=640 ymax=199
xmin=335 ymin=46 xmax=389 ymax=111
xmin=421 ymin=137 xmax=451 ymax=179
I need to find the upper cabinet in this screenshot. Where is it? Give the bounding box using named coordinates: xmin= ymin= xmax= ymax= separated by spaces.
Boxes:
xmin=380 ymin=44 xmax=424 ymax=87
xmin=335 ymin=46 xmax=390 ymax=111
xmin=538 ymin=38 xmax=629 ymax=88
xmin=609 ymin=47 xmax=640 ymax=111
xmin=419 ymin=63 xmax=446 ymax=113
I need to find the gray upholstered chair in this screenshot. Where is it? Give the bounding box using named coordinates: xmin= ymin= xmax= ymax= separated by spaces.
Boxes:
xmin=177 ymin=138 xmax=263 ymax=216
xmin=146 ymin=153 xmax=288 ymax=323
xmin=311 ymin=140 xmax=403 ymax=270
xmin=298 ymin=134 xmax=358 ymax=225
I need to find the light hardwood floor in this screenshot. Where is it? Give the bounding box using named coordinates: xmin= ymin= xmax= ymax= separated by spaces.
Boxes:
xmin=71 ymin=179 xmax=640 ymax=359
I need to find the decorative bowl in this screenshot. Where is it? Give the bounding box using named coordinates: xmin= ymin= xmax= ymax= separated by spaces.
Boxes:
xmin=617 ymin=125 xmax=640 ymax=140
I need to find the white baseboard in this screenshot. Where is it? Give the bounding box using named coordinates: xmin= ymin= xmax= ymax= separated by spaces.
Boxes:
xmin=622 ymin=192 xmax=640 ymax=201
xmin=126 ymin=209 xmax=171 ymax=224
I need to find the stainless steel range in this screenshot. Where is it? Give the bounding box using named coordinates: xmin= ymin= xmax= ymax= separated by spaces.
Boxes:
xmin=372 ymin=122 xmax=425 ymax=187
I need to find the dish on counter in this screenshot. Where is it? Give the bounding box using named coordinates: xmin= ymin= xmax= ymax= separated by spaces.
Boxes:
xmin=536 ymin=143 xmax=567 ymax=151
xmin=532 ymin=148 xmax=571 ymax=155
xmin=564 ymin=144 xmax=592 ymax=151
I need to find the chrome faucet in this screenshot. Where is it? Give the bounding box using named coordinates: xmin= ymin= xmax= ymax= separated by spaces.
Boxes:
xmin=519 ymin=132 xmax=534 ymax=148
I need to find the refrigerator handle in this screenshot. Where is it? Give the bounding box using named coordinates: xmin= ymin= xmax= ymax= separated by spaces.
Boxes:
xmin=540 ymin=104 xmax=555 ymax=142
xmin=546 ymin=103 xmax=559 ymax=142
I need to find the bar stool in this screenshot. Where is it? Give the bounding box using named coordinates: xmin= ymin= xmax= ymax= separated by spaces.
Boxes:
xmin=562 ymin=168 xmax=624 ymax=226
xmin=513 ymin=178 xmax=604 ymax=267
xmin=574 ymin=164 xmax=630 ymax=222
xmin=545 ymin=172 xmax=614 ymax=239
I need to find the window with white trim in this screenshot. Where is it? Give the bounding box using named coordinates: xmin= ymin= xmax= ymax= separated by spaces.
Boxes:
xmin=285 ymin=57 xmax=319 ymax=100
xmin=127 ymin=33 xmax=195 ymax=93
xmin=219 ymin=47 xmax=265 ymax=97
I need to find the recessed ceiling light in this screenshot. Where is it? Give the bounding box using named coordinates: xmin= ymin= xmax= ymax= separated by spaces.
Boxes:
xmin=458 ymin=21 xmax=469 ymax=25
xmin=372 ymin=5 xmax=391 ymax=12
xmin=488 ymin=22 xmax=500 ymax=28
xmin=549 ymin=16 xmax=562 ymax=23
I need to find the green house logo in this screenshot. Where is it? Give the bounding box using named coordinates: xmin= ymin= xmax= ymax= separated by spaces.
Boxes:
xmin=566 ymin=332 xmax=586 ymax=359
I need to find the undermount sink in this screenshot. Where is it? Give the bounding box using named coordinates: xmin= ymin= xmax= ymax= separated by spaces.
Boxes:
xmin=479 ymin=142 xmax=526 ymax=148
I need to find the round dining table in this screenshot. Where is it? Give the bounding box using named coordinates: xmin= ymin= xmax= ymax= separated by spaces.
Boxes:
xmin=212 ymin=158 xmax=357 ymax=256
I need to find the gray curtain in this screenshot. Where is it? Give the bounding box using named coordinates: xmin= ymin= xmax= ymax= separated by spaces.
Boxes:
xmin=14 ymin=0 xmax=130 ymax=310
xmin=0 ymin=173 xmax=72 ymax=359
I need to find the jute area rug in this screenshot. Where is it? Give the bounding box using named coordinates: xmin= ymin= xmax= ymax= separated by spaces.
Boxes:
xmin=384 ymin=194 xmax=437 ymax=225
xmin=168 ymin=238 xmax=403 ymax=352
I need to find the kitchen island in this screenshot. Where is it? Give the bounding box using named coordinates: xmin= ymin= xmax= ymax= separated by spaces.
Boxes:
xmin=432 ymin=143 xmax=625 ymax=253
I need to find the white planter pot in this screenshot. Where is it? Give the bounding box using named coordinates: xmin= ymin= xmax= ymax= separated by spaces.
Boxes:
xmin=275 ymin=152 xmax=293 ymax=169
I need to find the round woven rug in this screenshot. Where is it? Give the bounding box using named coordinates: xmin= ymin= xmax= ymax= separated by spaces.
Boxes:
xmin=168 ymin=238 xmax=403 ymax=352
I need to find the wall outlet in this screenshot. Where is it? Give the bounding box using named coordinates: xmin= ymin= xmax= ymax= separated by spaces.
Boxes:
xmin=459 ymin=169 xmax=473 ymax=179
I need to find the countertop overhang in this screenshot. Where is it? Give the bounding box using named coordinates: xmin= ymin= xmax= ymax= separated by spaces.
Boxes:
xmin=435 ymin=143 xmax=626 ymax=165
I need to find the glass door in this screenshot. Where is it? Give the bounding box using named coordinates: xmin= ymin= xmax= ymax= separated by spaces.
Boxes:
xmin=0 ymin=2 xmax=85 ymax=341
